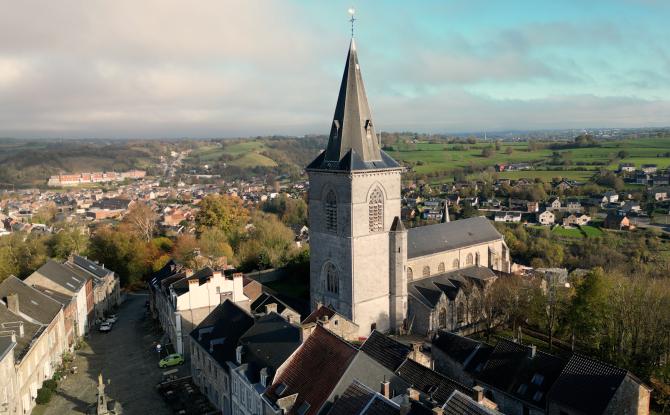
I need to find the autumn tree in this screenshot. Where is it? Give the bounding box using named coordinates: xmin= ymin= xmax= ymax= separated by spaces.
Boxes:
xmin=123 ymin=202 xmax=158 ymax=242
xmin=195 ymin=194 xmax=249 ymax=237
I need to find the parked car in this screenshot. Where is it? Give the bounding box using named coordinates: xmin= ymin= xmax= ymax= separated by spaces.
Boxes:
xmin=106 ymin=315 xmax=118 ymax=324
xmin=159 ymin=353 xmax=184 ymax=368
xmin=99 ymin=322 xmax=112 ymax=333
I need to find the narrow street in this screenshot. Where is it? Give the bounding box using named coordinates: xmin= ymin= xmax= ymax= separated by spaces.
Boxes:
xmin=42 ymin=292 xmax=183 ymax=415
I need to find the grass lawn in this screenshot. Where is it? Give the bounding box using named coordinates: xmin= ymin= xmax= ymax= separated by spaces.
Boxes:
xmin=581 ymin=225 xmax=604 ymax=237
xmin=552 ymin=226 xmax=584 ymax=238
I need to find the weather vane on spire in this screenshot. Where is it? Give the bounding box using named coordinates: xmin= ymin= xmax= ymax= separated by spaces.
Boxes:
xmin=348 ymin=7 xmax=356 ymax=38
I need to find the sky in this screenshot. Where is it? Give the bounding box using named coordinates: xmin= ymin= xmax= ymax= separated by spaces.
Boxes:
xmin=0 ymin=0 xmax=668 ymax=139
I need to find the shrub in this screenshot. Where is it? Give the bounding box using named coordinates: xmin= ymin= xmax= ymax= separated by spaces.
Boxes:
xmin=42 ymin=379 xmax=58 ymax=391
xmin=35 ymin=387 xmax=53 ymax=405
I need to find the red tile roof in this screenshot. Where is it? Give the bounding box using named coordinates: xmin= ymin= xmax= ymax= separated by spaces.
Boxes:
xmin=265 ymin=325 xmax=357 ymax=415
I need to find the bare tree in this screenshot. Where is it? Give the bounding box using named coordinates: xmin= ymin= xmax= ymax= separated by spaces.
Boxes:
xmin=124 ymin=202 xmax=157 ymax=242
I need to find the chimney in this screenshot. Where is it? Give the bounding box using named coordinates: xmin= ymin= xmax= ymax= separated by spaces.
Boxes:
xmin=408 ymin=387 xmax=420 ymax=402
xmin=232 ymin=272 xmax=243 ymax=301
xmin=235 ymin=345 xmax=244 ymax=365
xmin=472 ymin=385 xmax=484 ymax=403
xmin=381 ymin=380 xmax=390 ymax=399
xmin=265 ymin=303 xmax=278 ymax=315
xmin=260 ymin=367 xmax=269 ymax=387
xmin=529 ymin=345 xmax=537 ymax=358
xmin=432 ymin=407 xmax=444 ymax=415
xmin=18 ymin=322 xmax=24 ymax=338
xmin=6 ymin=294 xmax=19 ymax=314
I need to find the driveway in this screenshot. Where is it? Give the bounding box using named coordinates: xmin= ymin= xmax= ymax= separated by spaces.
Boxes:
xmin=43 ymin=292 xmax=185 ymax=415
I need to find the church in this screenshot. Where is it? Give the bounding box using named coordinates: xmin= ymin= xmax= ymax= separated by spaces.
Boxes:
xmin=306 ymin=38 xmax=511 ymax=338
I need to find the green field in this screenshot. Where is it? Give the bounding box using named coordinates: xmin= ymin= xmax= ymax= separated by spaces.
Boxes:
xmin=498 ymin=170 xmax=595 ymax=181
xmin=385 ymin=137 xmax=670 ymax=180
xmin=188 ymin=141 xmax=272 ymax=168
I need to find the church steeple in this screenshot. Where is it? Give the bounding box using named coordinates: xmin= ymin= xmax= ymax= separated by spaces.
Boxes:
xmin=325 ymin=39 xmax=381 ymax=163
xmin=307 ymin=39 xmax=400 ymax=172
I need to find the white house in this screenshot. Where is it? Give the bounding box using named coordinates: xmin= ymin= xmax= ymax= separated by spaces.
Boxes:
xmin=538 ymin=210 xmax=555 ymax=226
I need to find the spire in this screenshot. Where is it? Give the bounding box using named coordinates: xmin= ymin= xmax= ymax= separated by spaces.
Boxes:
xmin=324 ymin=38 xmax=382 ymax=163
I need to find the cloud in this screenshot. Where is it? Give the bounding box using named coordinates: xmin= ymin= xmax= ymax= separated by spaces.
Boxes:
xmin=0 ymin=0 xmax=668 ymax=138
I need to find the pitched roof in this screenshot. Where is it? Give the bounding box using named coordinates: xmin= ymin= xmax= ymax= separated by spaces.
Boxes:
xmin=302 ymin=304 xmax=337 ymax=325
xmin=395 ymin=358 xmax=473 ymax=406
xmin=306 ymin=39 xmax=401 ymax=172
xmin=265 ymin=325 xmax=358 ymax=415
xmin=327 ymin=381 xmax=400 ymax=415
xmin=360 ymin=330 xmax=411 ymax=372
xmin=0 ymin=301 xmax=44 ymax=363
xmin=189 ymin=300 xmax=254 ymax=367
xmin=26 ymin=259 xmax=89 ymax=295
xmin=238 ymin=313 xmax=301 ymax=381
xmin=0 ymin=276 xmax=62 ymax=325
xmin=432 ymin=331 xmax=484 ymax=367
xmin=477 ymin=338 xmax=565 ymax=409
xmin=547 ymin=353 xmax=631 ymax=414
xmin=442 ymin=391 xmax=501 ymax=415
xmin=407 ymin=217 xmax=502 ymax=259
xmin=408 ymin=267 xmax=496 ymax=309
xmin=72 ymin=255 xmax=114 ymax=279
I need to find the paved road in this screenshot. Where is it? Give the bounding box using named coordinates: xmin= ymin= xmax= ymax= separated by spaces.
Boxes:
xmin=44 ymin=292 xmax=183 ymax=415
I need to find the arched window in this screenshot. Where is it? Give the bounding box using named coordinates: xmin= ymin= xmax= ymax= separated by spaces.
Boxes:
xmin=368 ymin=187 xmax=384 ymax=232
xmin=325 ymin=263 xmax=339 ymax=294
xmin=438 ymin=262 xmax=445 ymax=273
xmin=422 ymin=266 xmax=430 ymax=277
xmin=407 ymin=267 xmax=413 ymax=280
xmin=457 ymin=303 xmax=465 ymax=324
xmin=466 ymin=253 xmax=474 ymax=266
xmin=438 ymin=308 xmax=447 ymax=328
xmin=453 ymin=259 xmax=460 ymax=269
xmin=325 ymin=190 xmax=337 ymax=233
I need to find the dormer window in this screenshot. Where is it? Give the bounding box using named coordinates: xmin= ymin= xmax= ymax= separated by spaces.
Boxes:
xmin=364 ymin=119 xmax=373 ymax=139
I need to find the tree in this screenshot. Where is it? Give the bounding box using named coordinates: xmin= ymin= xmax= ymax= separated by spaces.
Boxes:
xmin=198 ymin=228 xmax=234 ymax=263
xmin=237 ymin=213 xmax=295 ymax=271
xmin=48 ymin=228 xmax=88 ymax=260
xmin=195 ymin=194 xmax=249 ymax=237
xmin=123 ymin=202 xmax=157 ymax=242
xmin=172 ymin=234 xmax=201 ymax=269
xmin=481 ymin=147 xmax=494 ymax=158
xmin=567 ymin=268 xmax=610 ymax=349
xmin=88 ymin=226 xmax=152 ymax=287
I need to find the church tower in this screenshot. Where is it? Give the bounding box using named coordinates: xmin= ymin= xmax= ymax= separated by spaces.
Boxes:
xmin=306 ymin=38 xmax=403 ymax=335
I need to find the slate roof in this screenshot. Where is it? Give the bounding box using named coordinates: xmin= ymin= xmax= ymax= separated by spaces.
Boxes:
xmin=307 ymin=149 xmax=401 ymax=172
xmin=0 ymin=332 xmax=16 ymax=362
xmin=327 ymin=381 xmax=400 ymax=415
xmin=0 ymin=276 xmax=62 ymax=325
xmin=395 ymin=358 xmax=473 ymax=406
xmin=477 ymin=338 xmax=565 ymax=409
xmin=360 ymin=330 xmax=411 ymax=372
xmin=547 ymin=353 xmax=632 ymax=414
xmin=251 ymin=292 xmax=297 ymax=317
xmin=189 ymin=300 xmax=254 ymax=367
xmin=0 ymin=302 xmax=44 ymax=363
xmin=408 ymin=267 xmax=496 ymax=309
xmin=26 ymin=259 xmax=89 ymax=295
xmin=442 ymin=390 xmax=501 ymax=415
xmin=265 ymin=325 xmax=357 ymax=415
xmin=407 ymin=217 xmax=502 ymax=259
xmin=238 ymin=313 xmax=301 ymax=383
xmin=72 ymin=255 xmax=114 ymax=279
xmin=150 ymin=259 xmax=182 ymax=288
xmin=302 ymin=305 xmax=337 ymax=325
xmin=305 ymin=39 xmax=401 ymax=172
xmin=432 ymin=330 xmax=484 ymax=367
